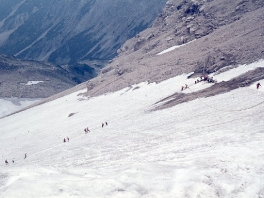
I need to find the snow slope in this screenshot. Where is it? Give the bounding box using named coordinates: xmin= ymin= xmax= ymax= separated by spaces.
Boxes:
xmin=0 ymin=60 xmax=264 ymax=198
xmin=0 ymin=98 xmax=41 ymax=118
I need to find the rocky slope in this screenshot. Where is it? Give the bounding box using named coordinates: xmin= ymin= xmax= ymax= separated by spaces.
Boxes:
xmin=84 ymin=0 xmax=264 ymax=97
xmin=0 ymin=54 xmax=79 ymax=98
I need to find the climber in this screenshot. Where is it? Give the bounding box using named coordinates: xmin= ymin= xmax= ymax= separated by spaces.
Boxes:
xmin=181 ymin=86 xmax=184 ymax=91
xmin=5 ymin=159 xmax=8 ymax=164
xmin=24 ymin=153 xmax=27 ymax=159
xmin=84 ymin=127 xmax=90 ymax=134
xmin=256 ymin=82 xmax=261 ymax=89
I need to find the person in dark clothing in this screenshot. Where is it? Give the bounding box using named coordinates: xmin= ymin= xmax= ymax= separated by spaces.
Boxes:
xmin=84 ymin=127 xmax=90 ymax=134
xmin=67 ymin=137 xmax=69 ymax=142
xmin=24 ymin=153 xmax=27 ymax=159
xmin=102 ymin=123 xmax=104 ymax=128
xmin=256 ymin=82 xmax=261 ymax=89
xmin=105 ymin=122 xmax=108 ymax=126
xmin=5 ymin=159 xmax=8 ymax=164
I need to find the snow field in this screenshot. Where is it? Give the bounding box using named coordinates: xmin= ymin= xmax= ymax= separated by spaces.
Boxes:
xmin=0 ymin=60 xmax=264 ymax=197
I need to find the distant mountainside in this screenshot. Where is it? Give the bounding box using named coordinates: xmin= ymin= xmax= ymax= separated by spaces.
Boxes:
xmin=0 ymin=0 xmax=167 ymax=98
xmin=0 ymin=54 xmax=79 ymax=98
xmin=84 ymin=0 xmax=264 ymax=96
xmin=0 ymin=0 xmax=166 ymax=66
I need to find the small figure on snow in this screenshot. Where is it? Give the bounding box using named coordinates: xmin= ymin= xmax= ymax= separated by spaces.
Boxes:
xmin=63 ymin=138 xmax=66 ymax=143
xmin=256 ymin=82 xmax=261 ymax=89
xmin=67 ymin=137 xmax=69 ymax=142
xmin=84 ymin=127 xmax=90 ymax=134
xmin=105 ymin=121 xmax=108 ymax=126
xmin=181 ymin=86 xmax=184 ymax=91
xmin=5 ymin=159 xmax=8 ymax=164
xmin=24 ymin=153 xmax=27 ymax=159
xmin=102 ymin=123 xmax=104 ymax=128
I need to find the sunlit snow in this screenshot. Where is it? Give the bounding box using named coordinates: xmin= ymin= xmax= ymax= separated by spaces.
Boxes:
xmin=0 ymin=60 xmax=264 ymax=197
xmin=25 ymin=81 xmax=44 ymax=85
xmin=157 ymin=40 xmax=196 ymax=55
xmin=0 ymin=98 xmax=41 ymax=118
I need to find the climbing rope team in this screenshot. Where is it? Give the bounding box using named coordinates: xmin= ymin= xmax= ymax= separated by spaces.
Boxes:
xmin=181 ymin=74 xmax=262 ymax=92
xmin=181 ymin=75 xmax=216 ymax=91
xmin=4 ymin=121 xmax=109 ymax=165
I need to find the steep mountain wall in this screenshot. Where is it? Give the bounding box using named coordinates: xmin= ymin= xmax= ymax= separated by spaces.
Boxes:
xmin=0 ymin=0 xmax=167 ymax=65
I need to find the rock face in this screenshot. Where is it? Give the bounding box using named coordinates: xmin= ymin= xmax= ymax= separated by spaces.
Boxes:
xmin=84 ymin=0 xmax=264 ymax=96
xmin=0 ymin=0 xmax=167 ymax=66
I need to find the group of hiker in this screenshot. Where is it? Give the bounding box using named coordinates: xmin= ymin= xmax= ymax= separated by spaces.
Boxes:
xmin=102 ymin=121 xmax=108 ymax=128
xmin=84 ymin=121 xmax=108 ymax=133
xmin=181 ymin=75 xmax=216 ymax=91
xmin=5 ymin=153 xmax=27 ymax=165
xmin=181 ymin=84 xmax=188 ymax=91
xmin=181 ymin=74 xmax=262 ymax=91
xmin=63 ymin=137 xmax=70 ymax=143
xmin=195 ymin=75 xmax=215 ymax=84
xmin=5 ymin=121 xmax=110 ymax=164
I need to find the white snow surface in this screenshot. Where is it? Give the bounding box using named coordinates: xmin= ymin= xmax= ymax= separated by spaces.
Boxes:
xmin=157 ymin=40 xmax=196 ymax=55
xmin=25 ymin=81 xmax=44 ymax=85
xmin=0 ymin=60 xmax=264 ymax=198
xmin=0 ymin=98 xmax=41 ymax=118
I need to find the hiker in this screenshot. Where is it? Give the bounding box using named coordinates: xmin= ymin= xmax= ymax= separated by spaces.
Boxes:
xmin=67 ymin=137 xmax=69 ymax=142
xmin=185 ymin=84 xmax=188 ymax=89
xmin=5 ymin=159 xmax=8 ymax=164
xmin=181 ymin=86 xmax=184 ymax=91
xmin=105 ymin=122 xmax=108 ymax=126
xmin=102 ymin=123 xmax=104 ymax=128
xmin=12 ymin=159 xmax=14 ymax=163
xmin=63 ymin=138 xmax=66 ymax=143
xmin=84 ymin=127 xmax=90 ymax=134
xmin=257 ymin=82 xmax=261 ymax=89
xmin=24 ymin=153 xmax=27 ymax=159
